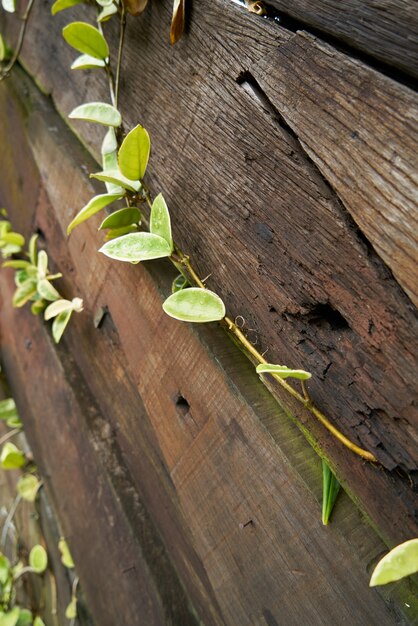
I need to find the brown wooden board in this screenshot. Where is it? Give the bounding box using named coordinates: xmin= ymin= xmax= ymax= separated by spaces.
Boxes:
xmin=264 ymin=0 xmax=418 ymax=79
xmin=1 ymin=68 xmax=418 ymax=626
xmin=3 ymin=0 xmax=416 ymax=475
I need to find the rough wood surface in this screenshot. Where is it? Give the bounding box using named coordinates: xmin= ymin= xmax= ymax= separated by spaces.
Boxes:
xmin=4 ymin=0 xmax=416 ymax=475
xmin=265 ymin=0 xmax=418 ymax=78
xmin=1 ymin=69 xmax=418 ymax=625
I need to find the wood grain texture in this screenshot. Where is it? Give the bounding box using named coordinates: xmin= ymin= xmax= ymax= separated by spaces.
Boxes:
xmin=1 ymin=0 xmax=417 ymax=487
xmin=266 ymin=0 xmax=418 ymax=78
xmin=1 ymin=69 xmax=417 ymax=625
xmin=252 ymin=30 xmax=418 ymax=308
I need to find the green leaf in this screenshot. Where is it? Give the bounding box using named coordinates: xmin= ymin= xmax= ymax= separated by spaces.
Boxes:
xmin=65 ymin=597 xmax=77 ymax=620
xmin=69 ymin=102 xmax=122 ymax=127
xmin=37 ymin=279 xmax=61 ymax=302
xmin=91 ymin=170 xmax=141 ymax=193
xmin=2 ymin=260 xmax=31 ymax=270
xmin=17 ymin=475 xmax=41 ymax=502
xmin=255 ymin=363 xmax=312 ymax=380
xmin=172 ymin=274 xmax=190 ymax=293
xmin=6 ymin=416 xmax=22 ymax=429
xmin=12 ymin=280 xmax=37 ymax=308
xmin=52 ymin=309 xmax=73 ymax=343
xmin=0 ymin=398 xmax=18 ymax=421
xmin=321 ymin=461 xmax=340 ymax=525
xmin=150 ymin=193 xmax=172 ymax=250
xmin=67 ymin=193 xmax=123 ymax=234
xmin=98 ymin=3 xmax=117 ymax=20
xmin=31 ymin=299 xmax=46 ymax=316
xmin=1 ymin=232 xmax=24 ymax=247
xmin=0 ymin=554 xmax=10 ymax=585
xmin=163 ymin=288 xmax=226 ymax=323
xmin=370 ymin=538 xmax=418 ymax=586
xmin=0 ymin=608 xmax=20 ymax=626
xmin=104 ymin=226 xmax=138 ymax=241
xmin=101 ymin=128 xmax=118 ymax=155
xmin=37 ymin=250 xmax=48 ymax=279
xmin=29 ymin=545 xmax=48 ymax=573
xmin=99 ymin=207 xmax=142 ymax=230
xmin=58 ymin=538 xmax=74 ymax=569
xmin=71 ymin=53 xmax=106 ymax=70
xmin=28 ymin=234 xmax=38 ymax=265
xmin=51 ymin=0 xmax=82 ymax=14
xmin=99 ymin=232 xmax=171 ymax=263
xmin=118 ymin=124 xmax=150 ymax=181
xmin=0 ymin=34 xmax=12 ymax=62
xmin=0 ymin=443 xmax=25 ymax=470
xmin=62 ymin=22 xmax=109 ymax=59
xmin=44 ymin=298 xmax=83 ymax=321
xmin=33 ymin=618 xmax=46 ymax=626
xmin=16 ymin=609 xmax=32 ymax=626
xmin=1 ymin=0 xmax=15 ymax=13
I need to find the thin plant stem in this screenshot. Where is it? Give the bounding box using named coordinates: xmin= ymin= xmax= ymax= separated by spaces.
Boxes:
xmin=0 ymin=0 xmax=36 ymax=81
xmin=1 ymin=494 xmax=21 ymax=549
xmin=0 ymin=428 xmax=20 ymax=446
xmin=114 ymin=5 xmax=126 ymax=108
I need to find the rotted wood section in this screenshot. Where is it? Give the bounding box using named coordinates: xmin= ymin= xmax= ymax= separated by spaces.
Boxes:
xmin=0 ymin=0 xmax=417 ymax=623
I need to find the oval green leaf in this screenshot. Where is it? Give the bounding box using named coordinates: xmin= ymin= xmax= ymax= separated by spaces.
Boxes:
xmin=104 ymin=226 xmax=138 ymax=241
xmin=16 ymin=609 xmax=32 ymax=626
xmin=100 ymin=232 xmax=171 ymax=262
xmin=370 ymin=539 xmax=418 ymax=586
xmin=44 ymin=299 xmax=74 ymax=320
xmin=17 ymin=475 xmax=41 ymax=502
xmin=0 ymin=443 xmax=25 ymax=470
xmin=62 ymin=22 xmax=109 ymax=59
xmin=31 ymin=300 xmax=46 ymax=316
xmin=65 ymin=598 xmax=77 ymax=620
xmin=29 ymin=545 xmax=48 ymax=573
xmin=2 ymin=232 xmax=24 ymax=247
xmin=118 ymin=124 xmax=150 ymax=181
xmin=0 ymin=608 xmax=20 ymax=626
xmin=71 ymin=54 xmax=106 ymax=70
xmin=2 ymin=260 xmax=31 ymax=270
xmin=0 ymin=398 xmax=18 ymax=421
xmin=37 ymin=250 xmax=48 ymax=278
xmin=69 ymin=102 xmax=121 ymax=127
xmin=12 ymin=280 xmax=37 ymax=308
xmin=37 ymin=279 xmax=60 ymax=302
xmin=67 ymin=193 xmax=124 ymax=234
xmin=58 ymin=538 xmax=75 ymax=569
xmin=28 ymin=233 xmax=38 ymax=265
xmin=256 ymin=363 xmax=312 ymax=380
xmin=99 ymin=207 xmax=142 ymax=230
xmin=91 ymin=170 xmax=141 ymax=193
xmin=51 ymin=0 xmax=82 ymax=14
xmin=163 ymin=288 xmax=226 ymax=323
xmin=33 ymin=618 xmax=46 ymax=626
xmin=0 ymin=554 xmax=10 ymax=585
xmin=52 ymin=309 xmax=73 ymax=343
xmin=1 ymin=0 xmax=15 ymax=13
xmin=150 ymin=193 xmax=172 ymax=250
xmin=101 ymin=127 xmax=118 ymax=155
xmin=98 ymin=3 xmax=117 ymax=20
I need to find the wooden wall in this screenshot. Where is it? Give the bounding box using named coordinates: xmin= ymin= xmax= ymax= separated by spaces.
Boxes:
xmin=0 ymin=0 xmax=417 ymax=624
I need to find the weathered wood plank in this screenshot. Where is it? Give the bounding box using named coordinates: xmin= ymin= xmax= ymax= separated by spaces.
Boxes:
xmin=1 ymin=68 xmax=418 ymax=625
xmin=253 ymin=30 xmax=418 ymax=308
xmin=265 ymin=0 xmax=418 ymax=78
xmin=1 ymin=0 xmax=418 ymax=501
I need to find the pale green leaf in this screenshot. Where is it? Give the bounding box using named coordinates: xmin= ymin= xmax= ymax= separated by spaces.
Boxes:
xmin=44 ymin=299 xmax=73 ymax=320
xmin=0 ymin=554 xmax=10 ymax=585
xmin=321 ymin=460 xmax=340 ymax=525
xmin=69 ymin=102 xmax=122 ymax=127
xmin=98 ymin=3 xmax=117 ymax=20
xmin=15 ymin=609 xmax=32 ymax=626
xmin=256 ymin=363 xmax=312 ymax=380
xmin=51 ymin=0 xmax=82 ymax=14
xmin=99 ymin=207 xmax=142 ymax=230
xmin=0 ymin=443 xmax=25 ymax=470
xmin=0 ymin=608 xmax=20 ymax=626
xmin=65 ymin=598 xmax=77 ymax=620
xmin=150 ymin=193 xmax=172 ymax=250
xmin=2 ymin=260 xmax=31 ymax=270
xmin=0 ymin=398 xmax=18 ymax=421
xmin=58 ymin=538 xmax=75 ymax=569
xmin=163 ymin=288 xmax=226 ymax=323
xmin=71 ymin=54 xmax=106 ymax=70
xmin=12 ymin=280 xmax=37 ymax=308
xmin=118 ymin=124 xmax=150 ymax=181
xmin=37 ymin=250 xmax=48 ymax=278
xmin=370 ymin=539 xmax=418 ymax=586
xmin=52 ymin=309 xmax=73 ymax=343
xmin=67 ymin=193 xmax=123 ymax=234
xmin=62 ymin=22 xmax=109 ymax=60
xmin=91 ymin=170 xmax=141 ymax=193
xmin=33 ymin=618 xmax=46 ymax=626
xmin=6 ymin=416 xmax=22 ymax=429
xmin=17 ymin=475 xmax=41 ymax=502
xmin=37 ymin=279 xmax=61 ymax=302
xmin=31 ymin=299 xmax=46 ymax=316
xmin=101 ymin=128 xmax=118 ymax=155
xmin=1 ymin=0 xmax=15 ymax=13
xmin=28 ymin=234 xmax=38 ymax=265
xmin=96 ymin=0 xmax=113 ymax=5
xmin=29 ymin=545 xmax=48 ymax=573
xmin=102 ymin=152 xmax=123 ymax=193
xmin=99 ymin=232 xmax=171 ymax=262
xmin=1 ymin=232 xmax=24 ymax=247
